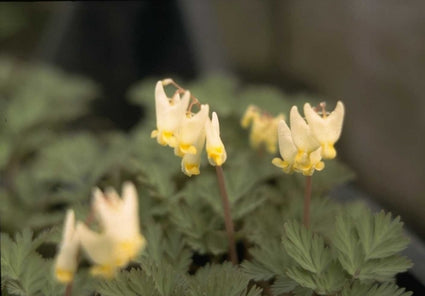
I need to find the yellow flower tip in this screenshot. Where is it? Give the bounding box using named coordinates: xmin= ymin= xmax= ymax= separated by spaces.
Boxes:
xmin=55 ymin=268 xmax=74 ymax=284
xmin=302 ymin=169 xmax=314 ymax=176
xmin=151 ymin=130 xmax=158 ymax=138
xmin=321 ymin=142 xmax=337 ymax=159
xmin=207 ymin=146 xmax=226 ymax=166
xmin=315 ymin=161 xmax=325 ymax=171
xmin=183 ymin=162 xmax=201 ymax=176
xmin=90 ymin=264 xmax=117 ymax=279
xmin=114 ymin=235 xmax=146 ymax=267
xmin=295 ymin=150 xmax=308 ymax=165
xmin=272 ymin=157 xmax=284 ymax=168
xmin=160 ymin=131 xmax=176 ymax=146
xmin=272 ymin=158 xmax=294 ymax=174
xmin=179 ymin=143 xmax=197 ymax=155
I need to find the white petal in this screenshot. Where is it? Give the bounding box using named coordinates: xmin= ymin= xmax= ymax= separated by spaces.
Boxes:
xmin=205 ymin=112 xmax=226 ymax=166
xmin=277 ymin=120 xmax=297 ymax=163
xmin=155 ymin=81 xmax=169 ymax=123
xmin=325 ymin=101 xmax=344 ymax=142
xmin=62 ymin=209 xmax=76 ymax=242
xmin=92 ymin=188 xmax=111 ymax=230
xmin=304 ymin=101 xmax=345 ymax=143
xmin=77 ymin=223 xmax=114 ymax=266
xmin=160 ymin=90 xmax=190 ymax=131
xmin=55 ymin=209 xmax=80 ymax=281
xmin=290 ymin=106 xmax=319 ymax=152
xmin=121 ymin=182 xmax=140 ymax=234
xmin=177 ymin=104 xmax=209 ymax=149
xmin=205 ymin=112 xmax=223 ymax=148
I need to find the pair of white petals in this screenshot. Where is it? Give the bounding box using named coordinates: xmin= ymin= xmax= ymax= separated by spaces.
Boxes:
xmin=273 ymin=101 xmax=344 ymax=176
xmin=54 ymin=182 xmax=145 ymax=282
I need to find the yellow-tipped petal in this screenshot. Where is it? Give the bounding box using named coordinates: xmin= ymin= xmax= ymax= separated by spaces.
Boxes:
xmin=321 ymin=142 xmax=337 ymax=159
xmin=290 ymin=106 xmax=320 ymax=153
xmin=54 ymin=210 xmax=79 ymax=283
xmin=178 ymin=143 xmax=197 ymax=155
xmin=277 ymin=120 xmax=297 ymax=163
xmin=55 ymin=268 xmax=74 ymax=284
xmin=182 ymin=162 xmax=201 ymax=177
xmin=151 ymin=130 xmax=158 ymax=138
xmin=90 ymin=264 xmax=117 ymax=279
xmin=207 ymin=146 xmax=226 ymax=166
xmin=272 ymin=157 xmax=293 ymax=174
xmin=304 ymin=101 xmax=345 ymax=146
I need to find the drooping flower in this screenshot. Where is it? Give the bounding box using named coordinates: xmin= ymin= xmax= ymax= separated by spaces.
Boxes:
xmin=174 ymin=104 xmax=209 ymax=157
xmin=272 ymin=120 xmax=298 ymax=174
xmin=54 ymin=210 xmax=80 ymax=283
xmin=205 ymin=112 xmax=227 ymax=166
xmin=151 ymin=80 xmax=190 ymax=147
xmin=241 ymin=105 xmax=284 ymax=154
xmin=289 ymin=106 xmax=324 ymax=175
xmin=181 ymin=127 xmax=205 ymax=176
xmin=77 ymin=182 xmax=146 ymax=278
xmin=304 ymin=101 xmax=345 ymax=159
xmin=272 ymin=106 xmax=324 ymax=176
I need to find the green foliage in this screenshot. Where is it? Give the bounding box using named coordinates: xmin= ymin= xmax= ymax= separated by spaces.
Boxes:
xmin=356 ymin=211 xmax=409 ymax=260
xmin=244 ymin=209 xmax=413 ymax=296
xmin=189 ymin=263 xmax=262 ymax=296
xmin=94 ymin=268 xmax=160 ymax=296
xmin=341 ymin=282 xmax=412 ymax=296
xmin=283 ymin=220 xmax=333 ymax=274
xmin=332 ymin=210 xmax=412 ymax=282
xmin=1 ymin=229 xmax=64 ymax=296
xmin=141 ymin=223 xmax=192 ymax=273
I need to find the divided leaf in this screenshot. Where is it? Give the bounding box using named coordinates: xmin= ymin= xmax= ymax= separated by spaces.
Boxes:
xmin=282 ymin=220 xmax=332 ymax=274
xmin=356 ymin=211 xmax=409 ymax=260
xmin=189 ymin=263 xmax=260 ymax=296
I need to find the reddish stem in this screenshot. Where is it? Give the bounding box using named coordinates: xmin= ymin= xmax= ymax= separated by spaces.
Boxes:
xmin=215 ymin=166 xmax=238 ymax=265
xmin=303 ymin=176 xmax=312 ymax=228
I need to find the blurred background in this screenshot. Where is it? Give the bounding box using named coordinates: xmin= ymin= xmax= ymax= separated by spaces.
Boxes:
xmin=1 ymin=0 xmax=424 ymax=240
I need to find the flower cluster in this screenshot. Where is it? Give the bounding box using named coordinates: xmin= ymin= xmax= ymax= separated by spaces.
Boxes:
xmin=151 ymin=79 xmax=227 ymax=176
xmin=241 ymin=105 xmax=285 ymax=154
xmin=272 ymin=101 xmax=345 ymax=176
xmin=54 ymin=182 xmax=146 ymax=283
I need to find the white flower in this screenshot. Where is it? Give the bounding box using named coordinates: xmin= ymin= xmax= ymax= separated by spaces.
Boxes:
xmin=272 ymin=120 xmax=298 ymax=174
xmin=304 ymin=101 xmax=345 ymax=159
xmin=205 ymin=112 xmax=227 ymax=166
xmin=241 ymin=105 xmax=284 ymax=154
xmin=181 ymin=128 xmax=205 ymax=176
xmin=54 ymin=210 xmax=80 ymax=283
xmin=290 ymin=106 xmax=324 ymax=174
xmin=174 ymin=104 xmax=209 ymax=157
xmin=272 ymin=106 xmax=325 ymax=176
xmin=151 ymin=80 xmax=190 ymax=147
xmin=77 ymin=182 xmax=146 ymax=278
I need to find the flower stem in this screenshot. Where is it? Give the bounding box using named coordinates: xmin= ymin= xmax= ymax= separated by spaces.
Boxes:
xmin=215 ymin=165 xmax=238 ymax=265
xmin=303 ymin=175 xmax=312 ymax=228
xmin=64 ymin=282 xmax=73 ymax=296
